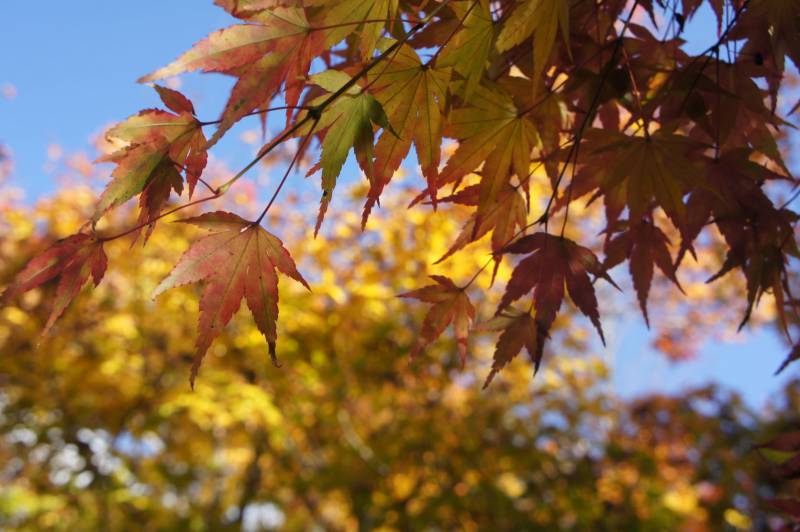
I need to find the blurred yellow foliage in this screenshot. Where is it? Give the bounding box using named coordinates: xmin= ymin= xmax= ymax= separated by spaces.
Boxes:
xmin=0 ymin=184 xmax=788 ymax=530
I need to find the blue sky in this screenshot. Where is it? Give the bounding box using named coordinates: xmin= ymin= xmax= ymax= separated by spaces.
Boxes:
xmin=1 ymin=1 xmax=796 ymax=407
xmin=0 ymin=2 xmax=240 ymax=194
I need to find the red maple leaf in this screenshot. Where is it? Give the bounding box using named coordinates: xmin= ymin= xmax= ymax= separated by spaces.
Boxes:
xmin=400 ymin=275 xmax=476 ymax=366
xmin=153 ymin=211 xmax=308 ymax=386
xmin=3 ymin=234 xmax=107 ymax=337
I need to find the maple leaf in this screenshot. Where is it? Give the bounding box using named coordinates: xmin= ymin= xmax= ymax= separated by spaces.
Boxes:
xmin=434 ymin=183 xmax=527 ymax=265
xmin=95 ymin=86 xmax=207 ymax=225
xmin=678 ymin=149 xmax=790 ymax=262
xmin=298 ymin=70 xmax=395 ymax=234
xmin=400 ymin=275 xmax=476 ymax=366
xmin=152 ymin=211 xmax=309 ymax=387
xmin=732 ymin=0 xmax=800 ymax=107
xmin=139 ymin=7 xmax=323 ymax=145
xmin=675 ymin=154 xmax=798 ymax=335
xmin=118 ymin=87 xmax=207 ymax=190
xmin=138 ymin=15 xmax=304 ymax=80
xmin=152 ymin=84 xmax=196 ymax=115
xmin=362 ymin=42 xmax=450 ymax=225
xmin=664 ymin=61 xmax=791 ymax=168
xmin=604 ymin=220 xmax=683 ymax=325
xmin=136 ymin=162 xmax=185 ymax=242
xmin=706 ymin=204 xmax=799 ymax=335
xmin=776 ymin=342 xmax=800 ymax=375
xmin=320 ymin=0 xmax=399 ymax=59
xmin=499 ymin=76 xmax=567 ymax=183
xmin=498 ymin=233 xmax=617 ymax=343
xmin=96 ymin=138 xmax=170 ymax=220
xmin=438 ymin=0 xmax=494 ymax=101
xmin=214 ymin=0 xmax=304 ymax=19
xmin=437 ymin=82 xmax=539 ymax=219
xmin=569 ymin=130 xmax=701 ymax=227
xmin=477 ymin=75 xmax=566 ymax=185
xmin=482 ymin=306 xmax=543 ymax=388
xmin=3 ymin=234 xmax=107 ymax=337
xmin=495 ymin=0 xmax=570 ymax=91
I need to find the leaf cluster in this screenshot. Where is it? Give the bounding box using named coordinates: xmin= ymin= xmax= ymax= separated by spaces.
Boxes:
xmin=3 ymin=0 xmax=800 ymax=388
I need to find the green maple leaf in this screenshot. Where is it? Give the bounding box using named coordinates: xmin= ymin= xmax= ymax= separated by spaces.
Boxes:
xmin=299 ymin=70 xmax=395 ymax=234
xmin=438 ymin=0 xmax=494 ymax=101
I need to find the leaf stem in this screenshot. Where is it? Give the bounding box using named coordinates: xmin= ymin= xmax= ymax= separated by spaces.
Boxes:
xmin=255 ymin=119 xmax=318 ymax=225
xmin=98 ymin=192 xmax=221 ymax=242
xmin=198 ymin=106 xmax=310 ymax=127
xmin=674 ymin=0 xmax=750 ymax=117
xmin=539 ymin=0 xmax=641 ymax=232
xmin=308 ymin=17 xmax=425 ymax=33
xmin=620 ymin=44 xmax=650 ymax=140
xmin=197 ymin=177 xmax=217 ymax=195
xmin=463 ymin=257 xmax=493 ymax=289
xmin=424 ymin=0 xmax=477 ymax=67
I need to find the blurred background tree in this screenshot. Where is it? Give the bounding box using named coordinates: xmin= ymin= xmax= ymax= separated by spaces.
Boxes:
xmin=0 ymin=179 xmax=796 ymax=530
xmin=1 ymin=0 xmax=800 ymax=527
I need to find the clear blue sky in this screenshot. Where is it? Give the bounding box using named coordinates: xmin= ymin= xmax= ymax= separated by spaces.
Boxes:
xmin=1 ymin=1 xmax=796 ymax=407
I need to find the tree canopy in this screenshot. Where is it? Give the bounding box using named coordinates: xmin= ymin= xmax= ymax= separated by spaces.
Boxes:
xmin=3 ymin=0 xmax=800 ymax=385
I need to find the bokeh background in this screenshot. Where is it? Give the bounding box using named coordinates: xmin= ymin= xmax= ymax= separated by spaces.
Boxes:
xmin=1 ymin=2 xmax=799 ymax=529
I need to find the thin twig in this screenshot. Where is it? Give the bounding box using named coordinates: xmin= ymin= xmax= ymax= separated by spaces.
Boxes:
xmin=255 ymin=119 xmax=318 ymax=224
xmin=98 ymin=193 xmax=221 ymax=242
xmin=674 ymin=0 xmax=751 ymax=117
xmin=538 ymin=0 xmax=640 ymax=232
xmin=198 ymin=106 xmax=310 ymax=127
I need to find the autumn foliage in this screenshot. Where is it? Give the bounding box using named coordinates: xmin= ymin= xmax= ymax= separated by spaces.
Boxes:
xmin=3 ymin=0 xmax=800 ymax=392
xmin=4 ymin=0 xmax=800 ymax=519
